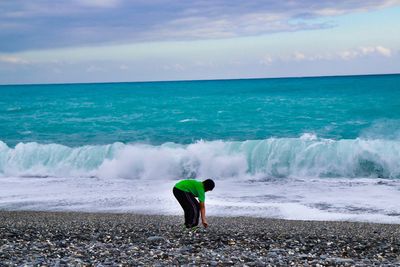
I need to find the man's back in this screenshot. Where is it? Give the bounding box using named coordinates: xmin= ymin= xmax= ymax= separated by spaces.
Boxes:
xmin=174 ymin=179 xmax=205 ymax=202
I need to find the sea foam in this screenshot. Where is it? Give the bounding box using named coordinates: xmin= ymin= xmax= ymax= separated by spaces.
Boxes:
xmin=1 ymin=135 xmax=399 ymax=180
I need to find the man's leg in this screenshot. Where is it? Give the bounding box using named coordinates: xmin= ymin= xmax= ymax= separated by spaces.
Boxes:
xmin=184 ymin=192 xmax=200 ymax=228
xmin=173 ymin=187 xmax=194 ymax=227
xmin=173 ymin=187 xmax=200 ymax=228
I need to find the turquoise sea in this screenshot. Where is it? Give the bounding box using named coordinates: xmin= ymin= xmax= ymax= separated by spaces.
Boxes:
xmin=2 ymin=74 xmax=400 ymax=146
xmin=1 ymin=74 xmax=400 ymax=222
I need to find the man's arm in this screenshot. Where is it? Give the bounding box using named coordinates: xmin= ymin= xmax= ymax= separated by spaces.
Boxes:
xmin=199 ymin=202 xmax=208 ymax=228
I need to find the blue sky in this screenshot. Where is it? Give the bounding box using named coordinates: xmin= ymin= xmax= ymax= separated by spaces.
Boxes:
xmin=0 ymin=0 xmax=399 ymax=84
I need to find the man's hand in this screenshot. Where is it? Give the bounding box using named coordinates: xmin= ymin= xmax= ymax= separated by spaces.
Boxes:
xmin=200 ymin=202 xmax=208 ymax=228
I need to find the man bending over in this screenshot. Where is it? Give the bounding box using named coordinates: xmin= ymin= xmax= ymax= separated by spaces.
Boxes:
xmin=173 ymin=179 xmax=215 ymax=228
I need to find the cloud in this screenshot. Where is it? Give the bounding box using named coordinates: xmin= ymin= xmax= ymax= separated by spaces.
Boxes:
xmin=151 ymin=12 xmax=333 ymax=40
xmin=1 ymin=0 xmax=399 ymax=52
xmin=260 ymin=55 xmax=274 ymax=65
xmin=76 ymin=0 xmax=121 ymax=8
xmin=162 ymin=63 xmax=186 ymax=71
xmin=0 ymin=55 xmax=29 ymax=64
xmin=339 ymin=46 xmax=393 ymax=60
xmin=259 ymin=45 xmax=394 ymax=64
xmin=86 ymin=65 xmax=106 ymax=73
xmin=292 ymin=52 xmax=306 ymax=61
xmin=375 ymin=46 xmax=392 ymax=57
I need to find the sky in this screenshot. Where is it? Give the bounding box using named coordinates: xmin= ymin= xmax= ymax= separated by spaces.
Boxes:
xmin=0 ymin=0 xmax=400 ymax=84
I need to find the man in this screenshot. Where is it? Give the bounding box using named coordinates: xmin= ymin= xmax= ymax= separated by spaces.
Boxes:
xmin=173 ymin=179 xmax=215 ymax=228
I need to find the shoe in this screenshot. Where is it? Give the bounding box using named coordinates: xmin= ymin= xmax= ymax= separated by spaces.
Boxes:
xmin=181 ymin=224 xmax=199 ymax=233
xmin=190 ymin=226 xmax=199 ymax=232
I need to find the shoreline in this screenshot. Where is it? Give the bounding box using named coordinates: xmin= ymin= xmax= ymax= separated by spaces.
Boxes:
xmin=1 ymin=211 xmax=400 ymax=266
xmin=1 ymin=208 xmax=400 ymax=225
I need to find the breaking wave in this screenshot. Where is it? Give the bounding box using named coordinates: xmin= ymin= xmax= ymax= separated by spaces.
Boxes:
xmin=1 ymin=134 xmax=399 ymax=179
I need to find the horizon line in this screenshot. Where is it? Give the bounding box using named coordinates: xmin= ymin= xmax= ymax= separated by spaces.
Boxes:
xmin=1 ymin=72 xmax=399 ymax=87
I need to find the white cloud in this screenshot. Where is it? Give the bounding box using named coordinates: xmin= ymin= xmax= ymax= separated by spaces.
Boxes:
xmin=314 ymin=8 xmax=348 ymax=16
xmin=162 ymin=63 xmax=185 ymax=71
xmin=260 ymin=55 xmax=274 ymax=65
xmin=339 ymin=46 xmax=392 ymax=59
xmin=0 ymin=55 xmax=29 ymax=64
xmin=375 ymin=46 xmax=392 ymax=57
xmin=285 ymin=46 xmax=394 ymax=62
xmin=278 ymin=52 xmax=317 ymax=62
xmin=86 ymin=65 xmax=106 ymax=72
xmin=152 ymin=1 xmax=400 ymax=42
xmin=3 ymin=0 xmax=400 ymax=52
xmin=193 ymin=60 xmax=215 ymax=67
xmin=76 ymin=0 xmax=121 ymax=8
xmin=153 ymin=11 xmax=331 ymax=41
xmin=293 ymin=52 xmax=306 ymax=61
xmin=259 ymin=45 xmax=394 ymax=65
xmin=338 ymin=50 xmax=359 ymax=60
xmin=360 ymin=47 xmax=375 ymax=54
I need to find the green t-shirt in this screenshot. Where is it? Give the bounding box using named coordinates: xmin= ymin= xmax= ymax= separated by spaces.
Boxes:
xmin=175 ymin=179 xmax=205 ymax=202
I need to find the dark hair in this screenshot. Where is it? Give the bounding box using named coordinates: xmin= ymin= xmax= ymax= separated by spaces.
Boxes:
xmin=203 ymin=179 xmax=215 ymax=191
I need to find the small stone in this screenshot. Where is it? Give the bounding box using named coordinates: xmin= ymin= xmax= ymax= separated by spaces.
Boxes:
xmin=267 ymin=252 xmax=278 ymax=258
xmin=327 ymin=257 xmax=355 ymax=264
xmin=179 ymin=245 xmax=193 ymax=253
xmin=147 ymin=236 xmax=166 ymax=243
xmin=298 ymin=254 xmax=308 ymax=259
xmin=269 ymin=248 xmax=284 ymax=253
xmin=337 ymin=258 xmax=354 ymax=264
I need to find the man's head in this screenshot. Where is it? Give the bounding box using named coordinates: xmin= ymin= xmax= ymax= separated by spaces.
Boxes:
xmin=203 ymin=179 xmax=215 ymax=192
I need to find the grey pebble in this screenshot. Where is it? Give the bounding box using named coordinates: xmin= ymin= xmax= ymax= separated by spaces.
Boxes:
xmin=0 ymin=211 xmax=399 ymax=266
xmin=147 ymin=236 xmax=166 ymax=243
xmin=210 ymin=260 xmax=218 ymax=266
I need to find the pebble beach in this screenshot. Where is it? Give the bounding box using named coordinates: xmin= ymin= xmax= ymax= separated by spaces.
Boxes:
xmin=1 ymin=211 xmax=400 ymax=266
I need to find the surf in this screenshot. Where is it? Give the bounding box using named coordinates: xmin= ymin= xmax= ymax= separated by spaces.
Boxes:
xmin=1 ymin=134 xmax=399 ymax=180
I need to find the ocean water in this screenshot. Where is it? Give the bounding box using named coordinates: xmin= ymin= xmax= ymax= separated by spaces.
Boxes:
xmin=1 ymin=74 xmax=400 ymax=223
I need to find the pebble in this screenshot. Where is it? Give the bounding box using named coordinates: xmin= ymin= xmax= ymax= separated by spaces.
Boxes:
xmin=0 ymin=211 xmax=400 ymax=266
xmin=179 ymin=245 xmax=192 ymax=253
xmin=146 ymin=236 xmax=166 ymax=243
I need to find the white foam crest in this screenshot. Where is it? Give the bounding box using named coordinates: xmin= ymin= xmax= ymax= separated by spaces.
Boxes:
xmin=239 ymin=137 xmax=400 ymax=179
xmin=0 ymin=140 xmax=122 ymax=178
xmin=1 ymin=136 xmax=400 ymax=180
xmin=97 ymin=140 xmax=248 ymax=180
xmin=179 ymin=118 xmax=198 ymax=123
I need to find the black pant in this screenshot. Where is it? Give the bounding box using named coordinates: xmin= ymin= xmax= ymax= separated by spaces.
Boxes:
xmin=173 ymin=187 xmax=200 ymax=228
